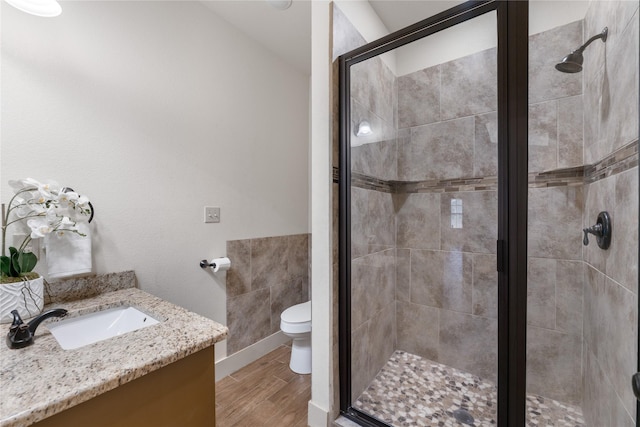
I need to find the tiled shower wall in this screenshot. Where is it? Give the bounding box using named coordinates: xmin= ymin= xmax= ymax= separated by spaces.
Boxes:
xmin=225 ymin=233 xmax=310 ymax=355
xmin=581 ymin=1 xmax=639 ymax=425
xmin=525 ymin=21 xmax=585 ymax=405
xmin=393 ymin=45 xmax=500 ymax=385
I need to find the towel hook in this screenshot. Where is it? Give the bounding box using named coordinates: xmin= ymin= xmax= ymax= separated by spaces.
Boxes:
xmin=61 ymin=187 xmax=94 ymax=223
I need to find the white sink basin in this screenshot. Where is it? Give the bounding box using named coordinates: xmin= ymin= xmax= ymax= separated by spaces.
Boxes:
xmin=48 ymin=306 xmax=160 ymax=350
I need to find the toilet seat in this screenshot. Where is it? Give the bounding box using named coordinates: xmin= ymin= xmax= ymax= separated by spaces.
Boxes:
xmin=280 ymin=301 xmax=311 ymax=334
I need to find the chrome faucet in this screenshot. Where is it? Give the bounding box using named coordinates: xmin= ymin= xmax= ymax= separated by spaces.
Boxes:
xmin=6 ymin=308 xmax=67 ymax=349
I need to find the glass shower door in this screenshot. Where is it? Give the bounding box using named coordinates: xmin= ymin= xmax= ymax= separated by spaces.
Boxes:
xmin=339 ymin=3 xmax=507 ymax=425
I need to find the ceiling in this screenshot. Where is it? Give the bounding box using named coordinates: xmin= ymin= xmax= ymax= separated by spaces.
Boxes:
xmin=201 ymin=0 xmax=312 ymax=74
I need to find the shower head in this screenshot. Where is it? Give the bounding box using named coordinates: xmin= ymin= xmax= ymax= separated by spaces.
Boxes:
xmin=555 ymin=51 xmax=584 ymax=73
xmin=555 ymin=27 xmax=608 ymax=73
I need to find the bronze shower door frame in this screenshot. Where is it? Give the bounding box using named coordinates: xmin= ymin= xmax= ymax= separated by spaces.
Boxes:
xmin=338 ymin=1 xmax=529 ymax=425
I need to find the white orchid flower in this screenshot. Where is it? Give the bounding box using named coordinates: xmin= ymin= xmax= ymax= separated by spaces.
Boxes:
xmin=36 ymin=180 xmax=60 ymax=199
xmin=56 ymin=191 xmax=78 ymax=208
xmin=8 ymin=178 xmax=41 ymax=192
xmin=76 ymin=195 xmax=90 ymax=208
xmin=53 ymin=216 xmax=78 ymax=236
xmin=27 ymin=218 xmax=53 ymax=239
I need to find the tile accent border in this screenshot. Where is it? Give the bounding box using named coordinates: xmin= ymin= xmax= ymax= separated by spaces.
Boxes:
xmin=584 ymin=139 xmax=639 ymax=184
xmin=333 ymin=139 xmax=638 ymax=193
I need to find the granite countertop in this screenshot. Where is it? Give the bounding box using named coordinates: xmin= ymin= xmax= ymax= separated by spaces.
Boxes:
xmin=0 ymin=288 xmax=228 ymax=427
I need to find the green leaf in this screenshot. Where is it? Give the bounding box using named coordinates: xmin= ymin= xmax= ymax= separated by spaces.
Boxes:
xmin=17 ymin=251 xmax=37 ymax=273
xmin=0 ymin=256 xmax=11 ymax=276
xmin=9 ymin=251 xmax=21 ymax=276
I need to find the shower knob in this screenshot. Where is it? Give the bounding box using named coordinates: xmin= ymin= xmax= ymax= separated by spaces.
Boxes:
xmin=582 ymin=211 xmax=611 ymax=250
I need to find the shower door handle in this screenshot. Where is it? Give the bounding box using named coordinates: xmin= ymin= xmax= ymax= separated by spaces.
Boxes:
xmin=632 ymin=373 xmax=640 ymax=401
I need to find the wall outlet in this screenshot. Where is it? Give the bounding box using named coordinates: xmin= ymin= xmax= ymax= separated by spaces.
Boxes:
xmin=204 ymin=207 xmax=221 ymax=223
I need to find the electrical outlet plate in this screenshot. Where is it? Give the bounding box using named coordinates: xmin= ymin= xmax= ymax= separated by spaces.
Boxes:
xmin=204 ymin=207 xmax=220 ymax=223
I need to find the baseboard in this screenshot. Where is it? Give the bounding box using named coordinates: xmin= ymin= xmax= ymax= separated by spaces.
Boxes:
xmin=214 ymin=331 xmax=291 ymax=380
xmin=308 ymin=400 xmax=330 ymax=427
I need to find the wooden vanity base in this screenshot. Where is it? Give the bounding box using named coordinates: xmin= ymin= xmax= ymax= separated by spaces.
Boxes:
xmin=33 ymin=346 xmax=215 ymax=427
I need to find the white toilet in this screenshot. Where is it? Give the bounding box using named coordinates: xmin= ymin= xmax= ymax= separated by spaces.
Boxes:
xmin=280 ymin=300 xmax=311 ymax=374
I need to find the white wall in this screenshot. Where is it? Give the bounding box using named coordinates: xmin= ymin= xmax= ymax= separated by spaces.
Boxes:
xmin=309 ymin=2 xmax=332 ymax=425
xmin=0 ymin=1 xmax=310 ymax=360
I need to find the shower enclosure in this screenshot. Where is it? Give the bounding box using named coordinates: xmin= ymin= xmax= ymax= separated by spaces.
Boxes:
xmin=336 ymin=1 xmax=639 ymax=426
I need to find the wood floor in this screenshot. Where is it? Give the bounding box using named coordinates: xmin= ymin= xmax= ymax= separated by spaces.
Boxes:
xmin=215 ymin=345 xmax=310 ymax=427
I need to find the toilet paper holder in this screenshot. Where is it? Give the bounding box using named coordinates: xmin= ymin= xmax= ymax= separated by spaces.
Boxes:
xmin=200 ymin=260 xmax=217 ymax=269
xmin=199 ymin=257 xmax=231 ymax=272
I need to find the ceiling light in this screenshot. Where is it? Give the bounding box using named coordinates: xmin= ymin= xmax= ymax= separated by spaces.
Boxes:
xmin=4 ymin=0 xmax=61 ymax=17
xmin=266 ymin=0 xmax=292 ymax=11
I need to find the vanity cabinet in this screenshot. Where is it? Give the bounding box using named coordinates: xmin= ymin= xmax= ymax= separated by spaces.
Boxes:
xmin=32 ymin=346 xmax=215 ymax=427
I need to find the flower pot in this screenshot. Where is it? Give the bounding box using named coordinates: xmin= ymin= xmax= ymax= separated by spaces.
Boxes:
xmin=0 ymin=276 xmax=44 ymax=324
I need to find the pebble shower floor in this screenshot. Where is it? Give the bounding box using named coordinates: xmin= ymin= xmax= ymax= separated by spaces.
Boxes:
xmin=353 ymin=351 xmax=585 ymax=427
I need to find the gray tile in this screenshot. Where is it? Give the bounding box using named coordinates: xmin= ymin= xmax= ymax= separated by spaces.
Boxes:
xmin=287 ymin=233 xmax=309 ymax=283
xmin=614 ymin=1 xmax=639 ymax=43
xmin=226 ymin=288 xmax=271 ymax=355
xmin=351 ymin=138 xmax=397 ymax=181
xmin=368 ymin=301 xmax=396 ymax=378
xmin=584 ymin=266 xmax=638 ymax=416
xmin=583 ymin=0 xmax=611 ymax=78
xmin=351 ymin=187 xmax=395 ymax=259
xmin=474 ymin=112 xmax=498 ymax=177
xmin=583 ymin=176 xmax=615 ymax=272
xmin=251 ymin=236 xmax=288 ymax=290
xmin=396 ymin=300 xmax=439 ymax=361
xmin=351 ymin=322 xmax=371 ymax=401
xmin=556 ymin=260 xmax=584 ymax=335
xmin=439 ymin=310 xmax=497 ymax=382
xmin=396 ymin=248 xmax=411 ymax=302
xmin=332 ymin=4 xmax=366 ymax=60
xmin=583 ymin=343 xmax=614 ymax=427
xmin=350 ymin=97 xmax=396 ymax=175
xmin=526 ymin=326 xmax=582 ymax=405
xmin=472 ymin=254 xmax=497 ymax=319
xmin=395 ymin=192 xmax=441 ymax=250
xmin=397 ymin=66 xmax=440 ymax=128
xmin=529 ymin=20 xmax=583 ymax=104
xmin=583 ymin=65 xmax=605 ymax=164
xmin=225 ymin=239 xmax=251 ymax=297
xmin=270 ymin=276 xmax=304 ymax=334
xmin=527 ymin=258 xmax=556 ymax=330
xmin=612 ymin=394 xmax=636 ymax=427
xmin=557 ymin=95 xmax=584 ymax=168
xmin=528 ymin=100 xmax=558 ymax=172
xmin=351 ymin=57 xmax=395 ymax=129
xmin=607 ymin=167 xmax=638 ymax=293
xmin=351 ymin=250 xmax=396 ymax=331
xmin=410 ymin=249 xmax=472 ymax=313
xmin=603 ymin=10 xmax=639 ymax=152
xmin=398 ymin=117 xmax=475 ymax=181
xmin=440 ymin=191 xmax=498 ymax=254
xmin=528 ymin=186 xmax=583 ymax=260
xmin=441 ymin=48 xmax=497 ymax=120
